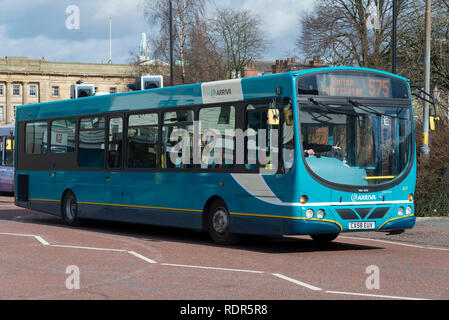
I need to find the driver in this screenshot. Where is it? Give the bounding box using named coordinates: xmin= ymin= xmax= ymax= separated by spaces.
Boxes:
xmin=303 ymin=142 xmax=342 ymax=157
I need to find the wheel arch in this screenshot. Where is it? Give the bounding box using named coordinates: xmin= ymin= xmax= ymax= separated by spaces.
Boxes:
xmin=202 ymin=195 xmax=227 ymax=231
xmin=60 ymin=188 xmax=75 ymax=215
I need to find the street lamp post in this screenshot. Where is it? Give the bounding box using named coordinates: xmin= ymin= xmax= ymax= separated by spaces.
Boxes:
xmin=392 ymin=0 xmax=397 ymax=74
xmin=169 ymin=0 xmax=174 ymax=86
xmin=421 ymin=0 xmax=432 ymax=157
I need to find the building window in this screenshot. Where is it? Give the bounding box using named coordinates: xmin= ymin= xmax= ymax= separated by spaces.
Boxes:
xmin=0 ymin=106 xmax=4 ymax=121
xmin=52 ymin=86 xmax=59 ymax=97
xmin=29 ymin=85 xmax=37 ymax=97
xmin=13 ymin=85 xmax=20 ymax=96
xmin=110 ymin=87 xmax=117 ymax=94
xmin=0 ymin=85 xmax=4 ymax=96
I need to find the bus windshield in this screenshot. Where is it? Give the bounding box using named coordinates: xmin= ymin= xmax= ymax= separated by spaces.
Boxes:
xmin=297 ymin=73 xmax=413 ymax=187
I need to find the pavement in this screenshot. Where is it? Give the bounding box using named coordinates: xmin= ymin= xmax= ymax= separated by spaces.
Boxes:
xmin=349 ymin=217 xmax=449 ymax=248
xmin=0 ymin=194 xmax=448 ymax=301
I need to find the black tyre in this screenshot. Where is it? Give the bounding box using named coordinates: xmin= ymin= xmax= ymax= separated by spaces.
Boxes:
xmin=207 ymin=199 xmax=240 ymax=245
xmin=61 ymin=191 xmax=81 ymax=226
xmin=310 ymin=233 xmax=339 ymax=243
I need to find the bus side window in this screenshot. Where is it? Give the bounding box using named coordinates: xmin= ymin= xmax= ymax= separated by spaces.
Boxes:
xmin=50 ymin=119 xmax=76 ymax=154
xmin=78 ymin=117 xmax=105 ymax=168
xmin=199 ymin=106 xmax=235 ymax=169
xmin=283 ymin=104 xmax=294 ymax=172
xmin=4 ymin=137 xmax=14 ymax=166
xmin=246 ymin=103 xmax=278 ymax=172
xmin=25 ymin=122 xmax=48 ymax=155
xmin=108 ymin=117 xmax=123 ymax=169
xmin=162 ymin=110 xmax=194 ymax=169
xmin=127 ymin=113 xmax=158 ymax=169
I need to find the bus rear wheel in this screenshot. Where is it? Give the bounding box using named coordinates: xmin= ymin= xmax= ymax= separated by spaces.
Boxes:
xmin=310 ymin=233 xmax=339 ymax=243
xmin=61 ymin=191 xmax=81 ymax=226
xmin=207 ymin=200 xmax=240 ymax=245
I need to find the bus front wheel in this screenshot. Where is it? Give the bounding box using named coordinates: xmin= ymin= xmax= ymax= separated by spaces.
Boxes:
xmin=61 ymin=191 xmax=81 ymax=226
xmin=310 ymin=233 xmax=339 ymax=243
xmin=207 ymin=200 xmax=240 ymax=245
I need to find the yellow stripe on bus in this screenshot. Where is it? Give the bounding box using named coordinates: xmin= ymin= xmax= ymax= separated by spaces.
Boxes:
xmin=365 ymin=176 xmax=396 ymax=180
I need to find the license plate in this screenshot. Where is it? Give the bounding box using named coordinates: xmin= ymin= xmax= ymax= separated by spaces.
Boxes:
xmin=349 ymin=222 xmax=376 ymax=230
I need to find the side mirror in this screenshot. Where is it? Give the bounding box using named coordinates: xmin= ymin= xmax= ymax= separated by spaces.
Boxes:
xmin=284 ymin=109 xmax=293 ymax=126
xmin=268 ymin=108 xmax=280 ymax=126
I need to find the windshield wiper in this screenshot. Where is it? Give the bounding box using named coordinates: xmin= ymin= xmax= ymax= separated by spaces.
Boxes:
xmin=348 ymin=99 xmax=405 ymax=119
xmin=308 ymin=98 xmax=357 ymax=116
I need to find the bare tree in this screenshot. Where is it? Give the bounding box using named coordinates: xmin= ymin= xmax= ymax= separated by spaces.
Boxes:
xmin=185 ymin=15 xmax=228 ymax=82
xmin=297 ymin=0 xmax=408 ymax=69
xmin=144 ymin=0 xmax=207 ymax=84
xmin=399 ymin=0 xmax=449 ymax=89
xmin=211 ymin=8 xmax=268 ymax=79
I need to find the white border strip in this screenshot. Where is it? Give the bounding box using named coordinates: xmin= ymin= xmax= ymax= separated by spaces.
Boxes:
xmin=272 ymin=273 xmax=322 ymax=291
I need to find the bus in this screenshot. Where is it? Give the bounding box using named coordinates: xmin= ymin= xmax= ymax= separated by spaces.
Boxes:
xmin=15 ymin=67 xmax=416 ymax=244
xmin=0 ymin=125 xmax=15 ymax=193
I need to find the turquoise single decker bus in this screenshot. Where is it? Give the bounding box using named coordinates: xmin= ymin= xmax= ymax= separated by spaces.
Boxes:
xmin=15 ymin=67 xmax=416 ymax=244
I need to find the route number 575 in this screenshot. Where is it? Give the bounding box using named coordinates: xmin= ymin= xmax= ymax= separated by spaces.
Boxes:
xmin=369 ymin=79 xmax=390 ymax=97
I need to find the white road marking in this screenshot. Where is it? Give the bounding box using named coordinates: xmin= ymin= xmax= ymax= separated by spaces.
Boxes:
xmin=325 ymin=290 xmax=428 ymax=300
xmin=0 ymin=231 xmax=439 ymax=299
xmin=51 ymin=244 xmax=127 ymax=252
xmin=0 ymin=232 xmax=37 ymax=237
xmin=340 ymin=236 xmax=449 ymax=252
xmin=271 ymin=273 xmax=322 ymax=291
xmin=0 ymin=232 xmax=50 ymax=246
xmin=128 ymin=251 xmax=158 ymax=264
xmin=34 ymin=236 xmax=50 ymax=246
xmin=161 ymin=263 xmax=264 ymax=274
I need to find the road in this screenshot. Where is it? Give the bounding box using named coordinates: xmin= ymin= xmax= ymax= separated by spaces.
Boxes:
xmin=0 ymin=195 xmax=448 ymax=300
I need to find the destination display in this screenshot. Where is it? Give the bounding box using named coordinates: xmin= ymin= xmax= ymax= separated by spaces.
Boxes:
xmin=298 ymin=72 xmax=409 ymax=99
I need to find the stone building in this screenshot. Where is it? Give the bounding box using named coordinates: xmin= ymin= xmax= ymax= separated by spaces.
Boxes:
xmin=0 ymin=56 xmax=141 ymax=124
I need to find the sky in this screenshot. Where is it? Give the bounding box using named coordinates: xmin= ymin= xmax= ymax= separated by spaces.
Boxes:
xmin=0 ymin=0 xmax=315 ymax=65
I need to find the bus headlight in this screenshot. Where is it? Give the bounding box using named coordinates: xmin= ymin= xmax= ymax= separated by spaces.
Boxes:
xmin=305 ymin=209 xmax=314 ymax=219
xmin=398 ymin=207 xmax=404 ymax=216
xmin=406 ymin=206 xmax=413 ymax=215
xmin=316 ymin=209 xmax=325 ymax=219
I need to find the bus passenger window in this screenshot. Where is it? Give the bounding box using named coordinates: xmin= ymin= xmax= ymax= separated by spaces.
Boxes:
xmin=51 ymin=119 xmax=76 ymax=153
xmin=246 ymin=103 xmax=278 ymax=172
xmin=78 ymin=117 xmax=105 ymax=168
xmin=199 ymin=106 xmax=235 ymax=169
xmin=4 ymin=137 xmax=14 ymax=166
xmin=162 ymin=110 xmax=194 ymax=169
xmin=127 ymin=113 xmax=158 ymax=169
xmin=108 ymin=117 xmax=123 ymax=169
xmin=283 ymin=104 xmax=294 ymax=172
xmin=25 ymin=122 xmax=48 ymax=154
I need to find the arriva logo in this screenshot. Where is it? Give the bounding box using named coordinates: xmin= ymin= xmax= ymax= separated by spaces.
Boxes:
xmin=211 ymin=88 xmax=232 ymax=98
xmin=351 ymin=194 xmax=377 ymax=202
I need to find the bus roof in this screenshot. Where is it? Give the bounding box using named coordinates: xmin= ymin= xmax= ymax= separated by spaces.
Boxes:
xmin=16 ymin=67 xmax=408 ymax=122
